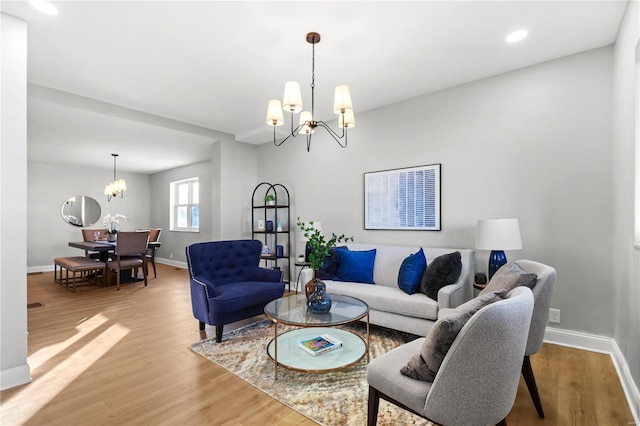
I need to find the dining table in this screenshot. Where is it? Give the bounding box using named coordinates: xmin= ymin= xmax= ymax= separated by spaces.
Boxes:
xmin=68 ymin=240 xmax=162 ymax=281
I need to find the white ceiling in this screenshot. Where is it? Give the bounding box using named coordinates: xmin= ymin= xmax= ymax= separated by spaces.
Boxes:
xmin=1 ymin=0 xmax=629 ymax=174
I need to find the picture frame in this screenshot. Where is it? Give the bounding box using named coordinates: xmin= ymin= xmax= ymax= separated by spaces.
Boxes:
xmin=258 ymin=219 xmax=265 ymax=230
xmin=364 ymin=163 xmax=441 ymax=231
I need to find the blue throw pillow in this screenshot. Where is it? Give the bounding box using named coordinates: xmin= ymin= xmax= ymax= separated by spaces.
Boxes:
xmin=335 ymin=249 xmax=377 ymax=284
xmin=318 ymin=246 xmax=349 ymax=280
xmin=398 ymin=248 xmax=427 ymax=294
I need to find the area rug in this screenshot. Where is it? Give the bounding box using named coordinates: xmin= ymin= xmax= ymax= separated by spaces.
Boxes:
xmin=190 ymin=320 xmax=434 ymax=425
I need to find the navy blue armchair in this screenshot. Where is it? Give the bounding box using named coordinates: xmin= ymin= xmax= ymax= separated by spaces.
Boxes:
xmin=186 ymin=239 xmax=285 ymax=342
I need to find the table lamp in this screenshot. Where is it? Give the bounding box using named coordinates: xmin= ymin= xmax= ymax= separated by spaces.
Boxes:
xmin=476 ymin=218 xmax=522 ymax=280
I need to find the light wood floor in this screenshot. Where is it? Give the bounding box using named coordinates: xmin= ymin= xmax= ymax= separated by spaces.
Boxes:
xmin=1 ymin=264 xmax=633 ymax=425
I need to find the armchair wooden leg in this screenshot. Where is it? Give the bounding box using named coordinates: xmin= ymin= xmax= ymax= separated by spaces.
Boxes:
xmin=522 ymin=355 xmax=545 ymax=418
xmin=215 ymin=325 xmax=223 ymax=343
xmin=199 ymin=321 xmax=205 ymax=331
xmin=367 ymin=386 xmax=380 ymax=426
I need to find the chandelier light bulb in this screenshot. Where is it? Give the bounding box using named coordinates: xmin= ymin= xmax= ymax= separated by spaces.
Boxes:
xmin=333 ymin=85 xmax=353 ymax=114
xmin=339 ymin=110 xmax=356 ymax=129
xmin=282 ymin=81 xmax=303 ymax=113
xmin=266 ymin=100 xmax=284 ymax=126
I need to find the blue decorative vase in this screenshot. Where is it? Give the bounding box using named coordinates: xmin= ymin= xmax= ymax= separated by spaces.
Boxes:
xmin=307 ymin=280 xmax=332 ymax=314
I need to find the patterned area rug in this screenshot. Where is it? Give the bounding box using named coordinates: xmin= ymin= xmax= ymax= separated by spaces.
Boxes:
xmin=190 ymin=320 xmax=434 ymax=426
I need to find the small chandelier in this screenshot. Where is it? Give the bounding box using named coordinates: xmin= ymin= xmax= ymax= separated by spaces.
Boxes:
xmin=104 ymin=153 xmax=126 ymax=202
xmin=266 ymin=32 xmax=355 ymax=152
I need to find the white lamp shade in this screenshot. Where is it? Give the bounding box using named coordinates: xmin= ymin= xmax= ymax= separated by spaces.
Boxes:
xmin=333 ymin=85 xmax=353 ymax=113
xmin=266 ymin=100 xmax=284 ymax=126
xmin=338 ymin=110 xmax=356 ymax=129
xmin=476 ymin=218 xmax=522 ymax=250
xmin=299 ymin=110 xmax=314 ymax=134
xmin=282 ymin=81 xmax=303 ymax=113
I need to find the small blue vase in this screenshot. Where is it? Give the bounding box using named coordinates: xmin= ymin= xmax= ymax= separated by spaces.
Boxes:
xmin=307 ymin=280 xmax=332 ymax=314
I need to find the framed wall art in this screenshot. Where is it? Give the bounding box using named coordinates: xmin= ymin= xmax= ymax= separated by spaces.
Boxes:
xmin=364 ymin=163 xmax=441 ymax=231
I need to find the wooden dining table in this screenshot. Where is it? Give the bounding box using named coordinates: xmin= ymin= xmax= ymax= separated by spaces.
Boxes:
xmin=68 ymin=240 xmax=161 ymax=262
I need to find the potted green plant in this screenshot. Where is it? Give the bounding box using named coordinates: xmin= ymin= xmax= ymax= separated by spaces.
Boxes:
xmin=264 ymin=194 xmax=276 ymax=206
xmin=297 ymin=218 xmax=353 ymax=301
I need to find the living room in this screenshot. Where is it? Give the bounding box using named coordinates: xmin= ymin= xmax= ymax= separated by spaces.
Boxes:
xmin=1 ymin=0 xmax=639 ymax=423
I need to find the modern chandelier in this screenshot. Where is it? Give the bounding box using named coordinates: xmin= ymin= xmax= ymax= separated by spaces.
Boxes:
xmin=266 ymin=32 xmax=355 ymax=152
xmin=104 ymin=153 xmax=126 ymax=202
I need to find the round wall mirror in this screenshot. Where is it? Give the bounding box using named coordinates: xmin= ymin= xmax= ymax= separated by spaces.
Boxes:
xmin=61 ymin=195 xmax=102 ymax=227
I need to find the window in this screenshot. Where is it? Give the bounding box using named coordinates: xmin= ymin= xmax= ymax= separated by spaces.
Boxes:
xmin=170 ymin=178 xmax=199 ymax=232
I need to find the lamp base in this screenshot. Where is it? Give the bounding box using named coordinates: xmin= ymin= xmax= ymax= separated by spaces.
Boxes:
xmin=488 ymin=250 xmax=507 ymax=280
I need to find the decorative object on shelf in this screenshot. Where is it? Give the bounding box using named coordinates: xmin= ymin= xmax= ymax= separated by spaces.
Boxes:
xmin=264 ymin=194 xmax=276 ymax=205
xmin=276 ymin=221 xmax=283 ymax=232
xmin=276 ymin=245 xmax=284 ymax=258
xmin=266 ymin=32 xmax=355 ymax=152
xmin=475 ymin=272 xmax=487 ymax=285
xmin=258 ymin=220 xmax=265 ymax=230
xmin=266 ymin=220 xmax=274 ymax=232
xmin=307 ymin=279 xmax=332 ymax=313
xmin=104 ymin=153 xmax=126 ymax=202
xmin=103 ymin=213 xmax=127 ymax=241
xmin=262 ymin=245 xmax=271 ymax=254
xmin=476 ymin=218 xmax=523 ymax=280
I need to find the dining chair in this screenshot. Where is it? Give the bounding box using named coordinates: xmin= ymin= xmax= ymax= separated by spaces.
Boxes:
xmin=146 ymin=228 xmax=162 ymax=278
xmin=106 ymin=231 xmax=150 ymax=291
xmin=81 ymin=228 xmax=108 ymax=258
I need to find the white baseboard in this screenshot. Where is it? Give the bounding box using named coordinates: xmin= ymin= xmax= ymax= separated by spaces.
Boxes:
xmin=155 ymin=258 xmax=187 ymax=269
xmin=1 ymin=363 xmax=31 ymax=391
xmin=545 ymin=327 xmax=640 ymax=424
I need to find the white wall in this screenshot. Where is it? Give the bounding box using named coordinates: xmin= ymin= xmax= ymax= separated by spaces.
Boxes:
xmin=612 ymin=0 xmax=640 ymax=413
xmin=149 ymin=159 xmax=214 ymax=263
xmin=256 ymin=47 xmax=615 ymax=338
xmin=27 ymin=162 xmax=151 ymax=269
xmin=1 ymin=13 xmax=30 ymax=390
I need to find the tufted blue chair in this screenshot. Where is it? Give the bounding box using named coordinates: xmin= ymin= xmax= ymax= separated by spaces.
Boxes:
xmin=186 ymin=239 xmax=285 ymax=342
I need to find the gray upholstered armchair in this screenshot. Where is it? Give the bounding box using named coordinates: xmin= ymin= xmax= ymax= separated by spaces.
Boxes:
xmin=366 ymin=287 xmax=534 ymax=426
xmin=515 ymin=259 xmax=557 ymax=418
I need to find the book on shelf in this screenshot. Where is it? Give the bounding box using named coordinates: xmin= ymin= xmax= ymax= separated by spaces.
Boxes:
xmin=298 ymin=334 xmax=343 ymax=356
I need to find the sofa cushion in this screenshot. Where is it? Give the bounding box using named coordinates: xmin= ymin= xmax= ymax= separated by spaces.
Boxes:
xmin=324 ymin=280 xmax=439 ymax=320
xmin=335 ymin=249 xmax=377 ymax=284
xmin=318 ymin=246 xmax=349 ymax=280
xmin=398 ymin=248 xmax=427 ymax=295
xmin=420 ymin=251 xmax=462 ymax=300
xmin=479 ymin=262 xmax=537 ymax=296
xmin=400 ymin=290 xmax=506 ymax=381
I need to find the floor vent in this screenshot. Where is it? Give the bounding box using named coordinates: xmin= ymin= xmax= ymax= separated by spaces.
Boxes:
xmin=27 ymin=302 xmax=44 ymax=309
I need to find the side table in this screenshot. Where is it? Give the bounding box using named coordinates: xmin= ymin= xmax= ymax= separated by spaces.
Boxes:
xmin=473 ymin=282 xmax=487 ymax=297
xmin=294 ymin=261 xmax=311 ymax=294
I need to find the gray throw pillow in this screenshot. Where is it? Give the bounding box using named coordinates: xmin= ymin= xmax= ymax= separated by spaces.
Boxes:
xmin=400 ymin=290 xmax=507 ymax=382
xmin=419 ymin=251 xmax=462 ymax=300
xmin=479 ymin=262 xmax=537 ymax=297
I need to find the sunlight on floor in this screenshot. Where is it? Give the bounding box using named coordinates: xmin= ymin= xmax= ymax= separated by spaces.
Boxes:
xmin=28 ymin=313 xmax=109 ymax=369
xmin=15 ymin=314 xmax=129 ymax=423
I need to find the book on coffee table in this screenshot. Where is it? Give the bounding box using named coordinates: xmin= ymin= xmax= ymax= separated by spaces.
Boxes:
xmin=298 ymin=334 xmax=343 ymax=356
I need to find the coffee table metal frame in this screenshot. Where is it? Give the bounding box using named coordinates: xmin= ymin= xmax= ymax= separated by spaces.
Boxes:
xmin=264 ymin=294 xmax=370 ymax=380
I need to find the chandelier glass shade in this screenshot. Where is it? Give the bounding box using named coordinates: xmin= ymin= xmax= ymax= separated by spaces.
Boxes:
xmin=266 ymin=32 xmax=355 ymax=152
xmin=104 ymin=153 xmax=126 ymax=202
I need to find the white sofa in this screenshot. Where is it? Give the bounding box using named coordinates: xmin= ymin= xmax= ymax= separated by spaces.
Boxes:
xmin=299 ymin=243 xmax=476 ymax=336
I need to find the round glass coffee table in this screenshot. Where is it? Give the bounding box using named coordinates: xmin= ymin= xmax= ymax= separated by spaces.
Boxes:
xmin=264 ymin=294 xmax=369 ymax=380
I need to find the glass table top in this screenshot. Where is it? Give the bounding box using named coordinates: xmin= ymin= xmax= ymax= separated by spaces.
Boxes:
xmin=264 ymin=294 xmax=368 ymax=326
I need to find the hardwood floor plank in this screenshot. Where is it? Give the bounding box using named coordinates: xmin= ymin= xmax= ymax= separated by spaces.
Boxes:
xmin=1 ymin=265 xmax=633 ymax=425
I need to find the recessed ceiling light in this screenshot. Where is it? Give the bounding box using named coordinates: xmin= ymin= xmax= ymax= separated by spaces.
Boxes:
xmin=506 ymin=30 xmax=528 ymax=43
xmin=30 ymin=0 xmax=58 ymax=15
